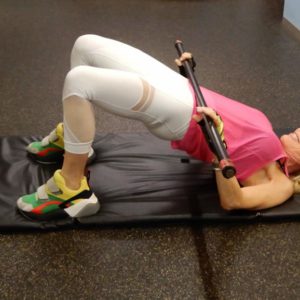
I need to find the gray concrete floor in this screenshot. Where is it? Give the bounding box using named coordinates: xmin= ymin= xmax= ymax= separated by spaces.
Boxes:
xmin=0 ymin=0 xmax=300 ymax=299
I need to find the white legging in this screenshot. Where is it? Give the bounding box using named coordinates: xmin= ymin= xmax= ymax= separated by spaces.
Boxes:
xmin=62 ymin=34 xmax=194 ymax=154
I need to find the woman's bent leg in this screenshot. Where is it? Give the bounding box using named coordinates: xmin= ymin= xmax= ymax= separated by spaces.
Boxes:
xmin=62 ymin=65 xmax=193 ymax=151
xmin=60 ymin=63 xmax=193 ymax=188
xmin=69 ymin=34 xmax=193 ymax=123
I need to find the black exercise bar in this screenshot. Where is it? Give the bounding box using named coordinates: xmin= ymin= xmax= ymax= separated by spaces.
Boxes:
xmin=175 ymin=40 xmax=236 ymax=179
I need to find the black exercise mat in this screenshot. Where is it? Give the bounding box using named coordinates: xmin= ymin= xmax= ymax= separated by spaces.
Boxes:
xmin=0 ymin=131 xmax=299 ymax=231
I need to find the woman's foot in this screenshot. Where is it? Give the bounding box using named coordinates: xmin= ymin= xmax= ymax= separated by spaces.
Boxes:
xmin=27 ymin=123 xmax=95 ymax=164
xmin=17 ymin=170 xmax=100 ymax=220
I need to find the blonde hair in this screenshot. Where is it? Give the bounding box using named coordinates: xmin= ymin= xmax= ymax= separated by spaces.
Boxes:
xmin=292 ymin=174 xmax=300 ymax=194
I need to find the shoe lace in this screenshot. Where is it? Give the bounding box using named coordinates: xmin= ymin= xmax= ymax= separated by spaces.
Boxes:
xmin=41 ymin=129 xmax=59 ymax=147
xmin=37 ymin=177 xmax=62 ymax=200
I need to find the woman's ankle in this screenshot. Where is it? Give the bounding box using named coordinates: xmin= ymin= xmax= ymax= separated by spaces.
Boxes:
xmin=60 ymin=151 xmax=89 ymax=190
xmin=60 ymin=171 xmax=83 ymax=190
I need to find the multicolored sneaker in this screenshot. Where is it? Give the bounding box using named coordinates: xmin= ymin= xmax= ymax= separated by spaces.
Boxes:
xmin=17 ymin=170 xmax=100 ymax=220
xmin=27 ymin=123 xmax=95 ymax=164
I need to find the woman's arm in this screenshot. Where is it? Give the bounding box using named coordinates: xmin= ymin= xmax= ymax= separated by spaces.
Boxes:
xmin=215 ymin=164 xmax=294 ymax=211
xmin=192 ymin=106 xmax=294 ymax=211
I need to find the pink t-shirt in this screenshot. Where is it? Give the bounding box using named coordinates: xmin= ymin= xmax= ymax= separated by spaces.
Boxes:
xmin=171 ymin=86 xmax=287 ymax=181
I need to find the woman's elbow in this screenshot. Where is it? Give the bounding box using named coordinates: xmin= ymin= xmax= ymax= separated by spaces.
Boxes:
xmin=220 ymin=203 xmax=234 ymax=211
xmin=219 ymin=197 xmax=241 ymax=211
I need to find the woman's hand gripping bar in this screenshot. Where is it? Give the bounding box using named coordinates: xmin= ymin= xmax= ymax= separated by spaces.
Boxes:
xmin=175 ymin=40 xmax=236 ymax=179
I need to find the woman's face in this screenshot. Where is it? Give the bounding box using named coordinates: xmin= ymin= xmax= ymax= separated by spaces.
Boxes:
xmin=280 ymin=128 xmax=300 ymax=174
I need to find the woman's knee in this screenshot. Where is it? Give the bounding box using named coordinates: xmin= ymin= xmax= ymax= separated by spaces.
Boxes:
xmin=72 ymin=34 xmax=104 ymax=56
xmin=71 ymin=34 xmax=105 ymax=67
xmin=63 ymin=66 xmax=92 ymax=100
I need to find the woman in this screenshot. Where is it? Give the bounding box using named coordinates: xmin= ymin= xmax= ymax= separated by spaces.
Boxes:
xmin=17 ymin=34 xmax=300 ymax=220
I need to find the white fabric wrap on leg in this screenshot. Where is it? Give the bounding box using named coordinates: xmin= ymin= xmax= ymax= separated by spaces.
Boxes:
xmin=62 ymin=117 xmax=93 ymax=154
xmin=64 ymin=140 xmax=93 ymax=154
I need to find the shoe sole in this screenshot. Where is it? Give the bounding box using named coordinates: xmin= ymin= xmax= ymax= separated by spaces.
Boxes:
xmin=17 ymin=194 xmax=100 ymax=221
xmin=64 ymin=194 xmax=100 ymax=218
xmin=27 ymin=152 xmax=64 ymax=165
xmin=27 ymin=149 xmax=96 ymax=165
